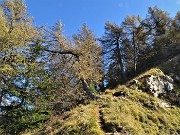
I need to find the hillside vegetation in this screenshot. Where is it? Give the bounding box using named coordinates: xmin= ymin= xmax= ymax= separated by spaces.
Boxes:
xmin=23 ymin=68 xmax=180 ymax=135
xmin=0 ymin=0 xmax=179 ymax=134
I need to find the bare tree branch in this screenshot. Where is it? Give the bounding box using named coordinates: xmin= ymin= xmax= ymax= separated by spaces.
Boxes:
xmin=44 ymin=49 xmax=79 ymax=58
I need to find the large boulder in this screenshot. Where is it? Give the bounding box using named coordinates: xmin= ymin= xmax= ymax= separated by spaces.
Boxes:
xmin=146 ymin=74 xmax=173 ymax=97
xmin=127 ymin=68 xmax=179 ymax=104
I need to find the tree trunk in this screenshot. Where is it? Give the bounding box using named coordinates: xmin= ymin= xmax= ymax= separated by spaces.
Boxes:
xmin=80 ymin=78 xmax=102 ymax=99
xmin=116 ymin=38 xmax=127 ymax=82
xmin=132 ymin=31 xmax=137 ymax=76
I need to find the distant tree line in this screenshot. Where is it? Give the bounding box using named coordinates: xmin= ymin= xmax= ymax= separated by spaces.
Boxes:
xmin=101 ymin=6 xmax=180 ymax=88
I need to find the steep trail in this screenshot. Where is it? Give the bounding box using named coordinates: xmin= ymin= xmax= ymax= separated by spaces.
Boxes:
xmin=98 ymin=106 xmax=115 ymax=135
xmin=98 ymin=102 xmax=127 ymax=135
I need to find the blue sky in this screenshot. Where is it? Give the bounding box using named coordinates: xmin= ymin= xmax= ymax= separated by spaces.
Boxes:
xmin=26 ymin=0 xmax=180 ymax=38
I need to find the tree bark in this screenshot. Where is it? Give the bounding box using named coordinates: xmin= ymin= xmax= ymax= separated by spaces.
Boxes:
xmin=80 ymin=78 xmax=102 ymax=99
xmin=116 ymin=37 xmax=127 ymax=82
xmin=132 ymin=30 xmax=137 ymax=76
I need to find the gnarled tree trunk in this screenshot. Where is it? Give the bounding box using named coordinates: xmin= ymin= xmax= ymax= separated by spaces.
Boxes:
xmin=80 ymin=78 xmax=102 ymax=99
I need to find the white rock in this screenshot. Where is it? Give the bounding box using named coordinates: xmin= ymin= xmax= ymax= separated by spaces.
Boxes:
xmin=146 ymin=75 xmax=173 ymax=97
xmin=159 ymin=101 xmax=171 ymax=108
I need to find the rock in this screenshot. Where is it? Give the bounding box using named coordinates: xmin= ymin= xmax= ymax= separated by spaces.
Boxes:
xmin=126 ymin=68 xmax=180 ymax=105
xmin=158 ymin=101 xmax=171 ymax=108
xmin=127 ymin=68 xmax=178 ymax=99
xmin=146 ymin=75 xmax=173 ymax=97
xmin=176 ymin=76 xmax=180 ymax=81
xmin=113 ymin=91 xmax=129 ymax=97
xmin=169 ymin=92 xmax=180 ymax=105
xmin=169 ymin=73 xmax=180 ymax=82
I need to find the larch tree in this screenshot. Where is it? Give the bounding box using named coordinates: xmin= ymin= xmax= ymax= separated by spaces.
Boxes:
xmin=73 ymin=24 xmax=103 ymax=98
xmin=136 ymin=6 xmax=173 ymax=70
xmin=0 ymin=0 xmax=52 ymax=133
xmin=44 ymin=23 xmax=103 ymax=100
xmin=142 ymin=6 xmax=171 ymax=49
xmin=172 ymin=11 xmax=180 ymax=44
xmin=41 ymin=21 xmax=86 ymax=113
xmin=100 ymin=22 xmax=127 ymax=87
xmin=0 ymin=0 xmax=39 ymax=110
xmin=122 ymin=15 xmax=148 ymax=76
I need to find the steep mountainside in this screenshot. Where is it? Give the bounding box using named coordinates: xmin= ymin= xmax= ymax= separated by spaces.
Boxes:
xmin=23 ymin=69 xmax=180 ymax=135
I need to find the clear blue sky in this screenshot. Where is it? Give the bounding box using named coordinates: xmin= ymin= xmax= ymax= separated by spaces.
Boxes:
xmin=26 ymin=0 xmax=180 ymax=38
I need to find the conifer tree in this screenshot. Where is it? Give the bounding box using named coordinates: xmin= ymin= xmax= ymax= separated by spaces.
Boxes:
xmin=0 ymin=0 xmax=51 ymax=133
xmin=100 ymin=22 xmax=127 ymax=87
xmin=122 ymin=15 xmax=147 ymax=76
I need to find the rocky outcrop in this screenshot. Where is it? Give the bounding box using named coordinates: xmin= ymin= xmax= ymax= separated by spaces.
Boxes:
xmin=127 ymin=68 xmax=180 ymax=104
xmin=146 ymin=74 xmax=173 ymax=97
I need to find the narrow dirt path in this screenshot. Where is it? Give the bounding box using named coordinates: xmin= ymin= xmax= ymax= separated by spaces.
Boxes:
xmin=98 ymin=105 xmax=114 ymax=135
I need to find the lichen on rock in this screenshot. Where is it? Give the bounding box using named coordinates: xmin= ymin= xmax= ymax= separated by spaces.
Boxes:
xmin=127 ymin=68 xmax=176 ymax=101
xmin=146 ymin=74 xmax=173 ymax=97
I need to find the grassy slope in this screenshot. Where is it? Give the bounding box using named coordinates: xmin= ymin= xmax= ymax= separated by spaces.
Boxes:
xmin=100 ymin=85 xmax=180 ymax=134
xmin=23 ymin=104 xmax=104 ymax=135
xmin=23 ymin=69 xmax=180 ymax=135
